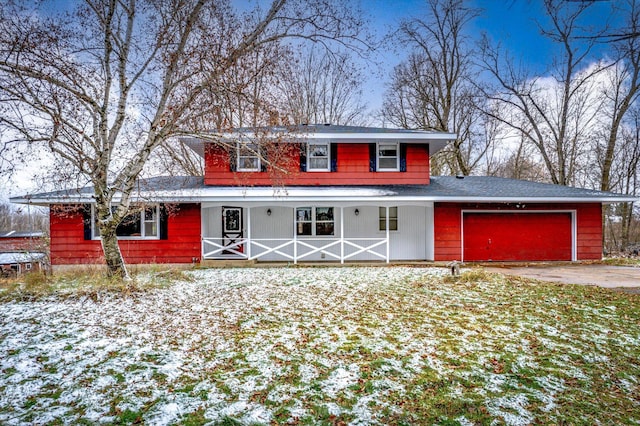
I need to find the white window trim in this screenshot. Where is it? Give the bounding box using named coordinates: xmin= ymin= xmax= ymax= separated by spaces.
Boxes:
xmin=377 ymin=142 xmax=399 ymax=171
xmin=307 ymin=142 xmax=330 ymax=172
xmin=237 ymin=143 xmax=261 ymax=172
xmin=295 ymin=206 xmax=335 ymax=236
xmin=92 ymin=204 xmax=160 ymax=240
xmin=379 ymin=206 xmax=399 ymax=232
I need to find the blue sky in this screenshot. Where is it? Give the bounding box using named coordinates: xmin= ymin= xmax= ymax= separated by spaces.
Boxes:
xmin=363 ymin=0 xmax=622 ymax=112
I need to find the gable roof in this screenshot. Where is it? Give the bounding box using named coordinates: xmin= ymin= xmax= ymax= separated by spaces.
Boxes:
xmin=10 ymin=175 xmax=637 ymax=205
xmin=182 ymin=124 xmax=458 ymax=157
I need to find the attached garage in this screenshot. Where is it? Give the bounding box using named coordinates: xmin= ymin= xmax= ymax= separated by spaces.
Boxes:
xmin=462 ymin=211 xmax=574 ymax=262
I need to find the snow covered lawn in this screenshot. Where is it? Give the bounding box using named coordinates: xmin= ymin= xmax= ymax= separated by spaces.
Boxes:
xmin=1 ymin=267 xmax=639 ymax=425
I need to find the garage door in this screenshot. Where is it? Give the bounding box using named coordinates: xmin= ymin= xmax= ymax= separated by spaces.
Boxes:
xmin=463 ymin=212 xmax=572 ymax=261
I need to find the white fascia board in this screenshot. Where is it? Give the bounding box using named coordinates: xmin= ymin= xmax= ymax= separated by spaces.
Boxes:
xmin=430 ymin=196 xmax=639 ymax=203
xmin=11 ymin=191 xmax=637 ymax=205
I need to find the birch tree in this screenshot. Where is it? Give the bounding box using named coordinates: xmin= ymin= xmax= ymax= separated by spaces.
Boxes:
xmin=0 ymin=0 xmax=365 ymax=278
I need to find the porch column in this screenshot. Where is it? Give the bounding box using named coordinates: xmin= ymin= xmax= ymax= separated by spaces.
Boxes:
xmin=247 ymin=207 xmax=251 ymax=259
xmin=386 ymin=206 xmax=390 ymax=263
xmin=293 ymin=207 xmax=298 ymax=264
xmin=340 ymin=207 xmax=344 ymax=264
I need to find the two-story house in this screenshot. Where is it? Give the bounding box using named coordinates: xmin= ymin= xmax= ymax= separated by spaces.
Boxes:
xmin=10 ymin=124 xmax=636 ymax=267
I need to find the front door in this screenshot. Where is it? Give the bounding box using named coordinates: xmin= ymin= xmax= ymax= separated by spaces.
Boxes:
xmin=222 ymin=206 xmax=244 ymax=255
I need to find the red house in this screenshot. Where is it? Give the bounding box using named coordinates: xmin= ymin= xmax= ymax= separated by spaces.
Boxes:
xmin=10 ymin=125 xmax=637 ymax=267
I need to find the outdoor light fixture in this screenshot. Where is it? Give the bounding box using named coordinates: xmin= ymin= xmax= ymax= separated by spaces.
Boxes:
xmin=267 ymin=208 xmax=272 ymax=216
xmin=354 ymin=208 xmax=359 ymax=216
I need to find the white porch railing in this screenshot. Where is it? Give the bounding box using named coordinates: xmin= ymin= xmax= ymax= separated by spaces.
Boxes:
xmin=202 ymin=237 xmax=388 ymax=263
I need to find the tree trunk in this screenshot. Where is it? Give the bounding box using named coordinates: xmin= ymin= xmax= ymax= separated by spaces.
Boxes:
xmin=95 ymin=204 xmax=130 ymax=280
xmin=100 ymin=226 xmax=130 ymax=280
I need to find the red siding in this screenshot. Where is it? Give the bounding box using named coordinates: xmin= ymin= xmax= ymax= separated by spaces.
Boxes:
xmin=434 ymin=202 xmax=603 ymax=262
xmin=50 ymin=204 xmax=201 ymax=265
xmin=204 ymin=143 xmax=431 ymax=186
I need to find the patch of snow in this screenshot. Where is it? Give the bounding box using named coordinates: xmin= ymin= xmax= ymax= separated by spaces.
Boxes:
xmin=322 ymin=364 xmax=360 ymax=398
xmin=486 ymin=394 xmax=533 ymax=426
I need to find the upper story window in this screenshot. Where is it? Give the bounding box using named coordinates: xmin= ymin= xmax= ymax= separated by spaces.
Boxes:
xmin=296 ymin=207 xmax=334 ymax=236
xmin=308 ymin=142 xmax=330 ymax=171
xmin=92 ymin=204 xmax=159 ymax=239
xmin=237 ymin=143 xmax=261 ymax=171
xmin=377 ymin=142 xmax=399 ymax=171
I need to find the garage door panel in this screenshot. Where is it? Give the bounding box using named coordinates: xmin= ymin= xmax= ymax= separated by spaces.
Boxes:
xmin=463 ymin=212 xmax=572 ymax=261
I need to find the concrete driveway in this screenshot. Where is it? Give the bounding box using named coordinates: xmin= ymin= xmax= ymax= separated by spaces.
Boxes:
xmin=484 ymin=264 xmax=640 ymax=290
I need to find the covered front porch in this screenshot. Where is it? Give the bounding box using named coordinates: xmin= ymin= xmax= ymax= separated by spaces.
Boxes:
xmin=201 ymin=202 xmax=434 ymax=263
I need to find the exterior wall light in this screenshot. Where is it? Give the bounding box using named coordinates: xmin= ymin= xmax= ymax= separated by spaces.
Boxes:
xmin=354 ymin=208 xmax=359 ymax=216
xmin=267 ymin=208 xmax=272 ymax=216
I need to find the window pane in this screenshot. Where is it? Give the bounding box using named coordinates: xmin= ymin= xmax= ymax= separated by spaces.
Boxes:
xmin=145 ymin=222 xmax=158 ymax=237
xmin=310 ymin=157 xmax=328 ymax=169
xmin=297 ymin=207 xmax=312 ymax=222
xmin=116 ymin=211 xmax=141 ymax=236
xmin=297 ymin=222 xmax=312 ymax=236
xmin=379 ymin=145 xmax=397 ymax=157
xmin=239 ymin=157 xmax=258 ymax=170
xmin=316 ymin=222 xmax=334 ymax=236
xmin=316 ymin=207 xmax=333 ymax=221
xmin=144 ymin=207 xmax=156 ymax=221
xmin=379 ymin=157 xmax=398 ymax=169
xmin=310 ymin=144 xmax=328 ymax=157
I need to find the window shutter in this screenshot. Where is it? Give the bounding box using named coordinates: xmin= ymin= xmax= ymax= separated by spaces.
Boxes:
xmin=82 ymin=204 xmax=92 ymax=240
xmin=400 ymin=143 xmax=407 ymax=172
xmin=229 ymin=147 xmax=237 ymax=172
xmin=299 ymin=143 xmax=307 ymax=172
xmin=369 ymin=143 xmax=377 ymax=172
xmin=330 ymin=143 xmax=338 ymax=172
xmin=260 ymin=146 xmax=267 ymax=172
xmin=159 ymin=204 xmax=169 ymax=240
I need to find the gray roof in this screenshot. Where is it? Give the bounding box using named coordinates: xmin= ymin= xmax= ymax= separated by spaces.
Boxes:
xmin=10 ymin=175 xmax=636 ymax=204
xmin=0 ymin=252 xmax=46 ymax=264
xmin=0 ymin=231 xmax=44 ymax=238
xmin=207 ymin=123 xmax=449 ymax=135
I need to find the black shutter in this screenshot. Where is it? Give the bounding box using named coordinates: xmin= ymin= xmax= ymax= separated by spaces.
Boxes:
xmin=369 ymin=143 xmax=377 ymax=172
xmin=400 ymin=143 xmax=407 ymax=172
xmin=229 ymin=146 xmax=237 ymax=172
xmin=299 ymin=143 xmax=307 ymax=172
xmin=82 ymin=204 xmax=92 ymax=240
xmin=330 ymin=143 xmax=338 ymax=172
xmin=260 ymin=145 xmax=267 ymax=172
xmin=159 ymin=204 xmax=169 ymax=240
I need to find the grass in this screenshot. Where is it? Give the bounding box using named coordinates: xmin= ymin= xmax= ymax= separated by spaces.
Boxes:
xmin=0 ymin=267 xmax=193 ymax=302
xmin=0 ymin=266 xmax=639 ymax=425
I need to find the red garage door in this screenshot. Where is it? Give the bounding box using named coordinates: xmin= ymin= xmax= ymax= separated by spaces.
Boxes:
xmin=463 ymin=212 xmax=573 ymax=261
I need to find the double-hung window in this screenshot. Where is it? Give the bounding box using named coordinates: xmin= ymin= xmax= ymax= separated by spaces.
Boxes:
xmin=379 ymin=206 xmax=398 ymax=231
xmin=237 ymin=142 xmax=261 ymax=171
xmin=377 ymin=142 xmax=399 ymax=171
xmin=93 ymin=204 xmax=159 ymax=239
xmin=308 ymin=142 xmax=330 ymax=171
xmin=296 ymin=207 xmax=334 ymax=236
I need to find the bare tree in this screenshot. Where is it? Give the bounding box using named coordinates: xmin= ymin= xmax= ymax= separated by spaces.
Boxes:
xmin=381 ymin=0 xmax=486 ymax=175
xmin=0 ymin=0 xmax=366 ymax=278
xmin=597 ymin=0 xmax=640 ymax=193
xmin=479 ymin=0 xmax=608 ymax=186
xmin=276 ymin=48 xmax=368 ymax=125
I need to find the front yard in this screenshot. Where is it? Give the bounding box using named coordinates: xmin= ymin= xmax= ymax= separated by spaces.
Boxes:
xmin=1 ymin=267 xmax=639 ymax=425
